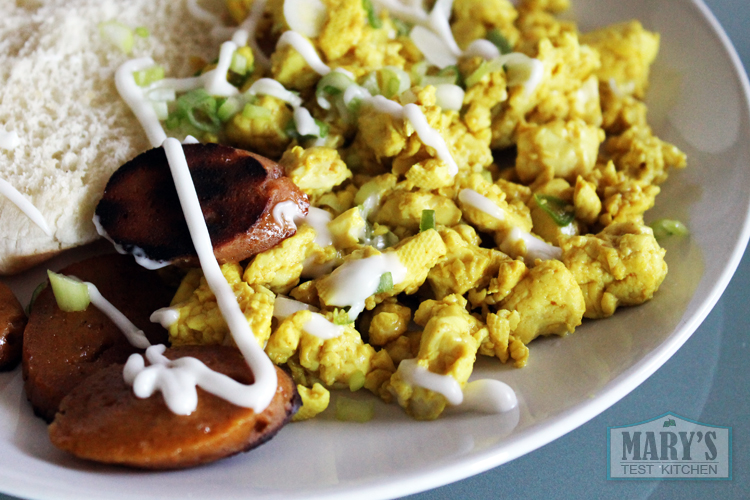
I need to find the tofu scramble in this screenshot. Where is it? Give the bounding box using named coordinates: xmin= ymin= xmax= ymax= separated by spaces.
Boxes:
xmin=131 ymin=0 xmax=686 ymax=421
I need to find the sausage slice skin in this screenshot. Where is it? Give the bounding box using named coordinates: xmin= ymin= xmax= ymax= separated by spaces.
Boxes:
xmin=0 ymin=282 xmax=27 ymax=371
xmin=22 ymin=254 xmax=172 ymax=422
xmin=48 ymin=346 xmax=300 ymax=470
xmin=95 ymin=143 xmax=309 ymax=267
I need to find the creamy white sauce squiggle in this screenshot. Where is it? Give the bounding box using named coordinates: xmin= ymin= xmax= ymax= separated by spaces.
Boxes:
xmin=0 ymin=178 xmax=52 ymax=237
xmin=113 ymin=61 xmax=278 ymax=415
xmin=459 ymin=188 xmax=562 ymax=261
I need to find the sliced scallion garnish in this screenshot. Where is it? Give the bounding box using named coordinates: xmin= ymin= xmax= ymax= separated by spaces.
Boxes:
xmin=487 ymin=28 xmax=513 ymax=55
xmin=242 ymin=103 xmax=272 ymax=119
xmin=25 ymin=281 xmax=48 ymax=315
xmin=465 ymin=58 xmax=505 ymax=88
xmin=47 ymin=271 xmax=90 ymax=312
xmin=420 ymin=209 xmax=436 ymax=232
xmin=649 ymin=219 xmax=689 ymax=240
xmin=362 ymin=0 xmax=382 ymax=29
xmin=166 ymin=89 xmax=222 ymax=133
xmin=133 ymin=65 xmax=165 ymax=87
xmin=534 ymin=194 xmax=575 ymax=227
xmin=374 ymin=272 xmax=393 ymax=294
xmin=348 ymin=370 xmax=366 ymax=392
xmin=134 ymin=26 xmax=150 ymax=38
xmin=332 ymin=308 xmax=353 ymax=325
xmin=98 ymin=20 xmax=134 ymax=54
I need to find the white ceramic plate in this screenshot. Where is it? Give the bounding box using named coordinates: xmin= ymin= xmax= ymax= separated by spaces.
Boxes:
xmin=2 ymin=0 xmax=750 ymax=499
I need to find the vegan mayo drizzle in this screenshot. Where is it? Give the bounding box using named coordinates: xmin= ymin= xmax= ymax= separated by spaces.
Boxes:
xmin=458 ymin=188 xmax=563 ymax=261
xmin=102 ymin=0 xmax=526 ymax=416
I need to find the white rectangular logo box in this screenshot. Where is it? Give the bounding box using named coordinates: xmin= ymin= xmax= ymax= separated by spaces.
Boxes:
xmin=608 ymin=412 xmax=731 ymax=480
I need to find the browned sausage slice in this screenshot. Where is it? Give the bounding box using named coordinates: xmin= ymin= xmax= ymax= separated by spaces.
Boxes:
xmin=94 ymin=143 xmax=309 ymax=267
xmin=0 ymin=282 xmax=27 ymax=371
xmin=22 ymin=254 xmax=172 ymax=422
xmin=48 ymin=346 xmax=300 ymax=470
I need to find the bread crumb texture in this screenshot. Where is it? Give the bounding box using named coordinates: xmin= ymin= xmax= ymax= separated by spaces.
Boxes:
xmin=0 ymin=0 xmax=218 ymax=274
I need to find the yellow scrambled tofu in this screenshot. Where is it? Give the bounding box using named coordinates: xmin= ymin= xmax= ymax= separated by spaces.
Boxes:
xmin=160 ymin=0 xmax=686 ymax=422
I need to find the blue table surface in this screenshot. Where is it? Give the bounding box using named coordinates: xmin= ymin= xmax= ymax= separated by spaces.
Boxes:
xmin=2 ymin=1 xmax=748 ymax=499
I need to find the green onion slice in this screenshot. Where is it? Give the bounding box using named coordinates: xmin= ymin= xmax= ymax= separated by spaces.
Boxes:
xmin=332 ymin=308 xmax=353 ymax=325
xmin=315 ymin=71 xmax=356 ymax=109
xmin=420 ymin=209 xmax=436 ymax=232
xmin=348 ymin=370 xmax=366 ymax=392
xmin=374 ymin=272 xmax=393 ymax=294
xmin=133 ymin=65 xmax=165 ymax=87
xmin=362 ymin=0 xmax=382 ymax=29
xmin=134 ymin=26 xmax=150 ymax=38
xmin=336 ymin=396 xmax=375 ymax=422
xmin=242 ymin=103 xmax=272 ymax=119
xmin=381 ymin=66 xmax=411 ymax=98
xmin=98 ymin=20 xmax=134 ymax=54
xmin=465 ymin=58 xmax=505 ymax=88
xmin=47 ymin=271 xmax=90 ymax=312
xmin=230 ymin=51 xmax=249 ymax=75
xmin=392 ymin=18 xmax=412 ymax=37
xmin=534 ymin=194 xmax=575 ymax=227
xmin=649 ymin=219 xmax=689 ymax=240
xmin=487 ymin=28 xmax=513 ymax=55
xmin=167 ymin=89 xmax=222 ymax=133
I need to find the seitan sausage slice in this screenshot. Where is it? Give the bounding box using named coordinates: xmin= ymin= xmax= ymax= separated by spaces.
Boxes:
xmin=0 ymin=281 xmax=27 ymax=371
xmin=22 ymin=254 xmax=172 ymax=421
xmin=94 ymin=143 xmax=309 ymax=267
xmin=48 ymin=345 xmax=300 ymax=469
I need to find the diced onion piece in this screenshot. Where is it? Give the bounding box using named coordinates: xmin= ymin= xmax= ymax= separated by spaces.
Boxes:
xmin=650 ymin=219 xmax=689 ymax=240
xmin=98 ymin=20 xmax=134 ymax=55
xmin=409 ymin=25 xmax=458 ymax=69
xmin=349 ymin=370 xmax=366 ymax=391
xmin=47 ymin=271 xmax=90 ymax=312
xmin=419 ymin=209 xmax=436 ymax=232
xmin=434 ymin=83 xmax=464 ymax=111
xmin=335 ymin=396 xmax=375 ymax=422
xmin=284 ymin=0 xmax=328 ymax=38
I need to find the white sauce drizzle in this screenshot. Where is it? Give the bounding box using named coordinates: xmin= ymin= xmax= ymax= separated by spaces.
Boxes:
xmin=114 ymin=60 xmax=279 ymax=414
xmin=322 ymin=252 xmax=406 ymax=319
xmin=233 ymin=0 xmax=269 ymax=67
xmin=397 ymin=358 xmax=463 ymax=405
xmin=150 ymin=306 xmax=181 ymax=328
xmin=302 ymin=312 xmax=345 ymax=339
xmin=93 ymin=214 xmax=171 ymax=270
xmin=124 ymin=344 xmax=269 ymax=416
xmin=272 ymin=295 xmax=319 ymax=319
xmin=0 ymin=130 xmax=20 ymax=150
xmin=276 ymin=31 xmax=331 ymax=76
xmin=458 ymin=379 xmax=517 ymax=413
xmin=0 ymin=178 xmax=52 ymax=236
xmin=84 ymin=281 xmax=152 ymax=349
xmin=458 ymin=188 xmax=562 ymax=261
xmin=500 ymin=227 xmax=563 ymax=262
xmin=272 ymin=201 xmax=334 ymax=248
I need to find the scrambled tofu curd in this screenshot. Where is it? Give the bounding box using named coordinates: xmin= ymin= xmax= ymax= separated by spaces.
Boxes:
xmin=156 ymin=0 xmax=685 ymax=420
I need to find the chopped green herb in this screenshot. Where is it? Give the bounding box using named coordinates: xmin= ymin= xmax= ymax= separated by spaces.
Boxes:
xmin=133 ymin=65 xmax=165 ymax=87
xmin=134 ymin=26 xmax=150 ymax=38
xmin=315 ymin=118 xmax=330 ymax=138
xmin=332 ymin=308 xmax=354 ymax=325
xmin=534 ymin=193 xmax=575 ymax=227
xmin=649 ymin=218 xmax=689 ymax=240
xmin=336 ymin=396 xmax=375 ymax=422
xmin=323 ymin=85 xmax=343 ymax=96
xmin=392 ymin=18 xmax=412 ymax=37
xmin=166 ymin=89 xmax=222 ymax=133
xmin=348 ymin=370 xmax=366 ymax=392
xmin=420 ymin=209 xmax=436 ymax=232
xmin=47 ymin=271 xmax=90 ymax=312
xmin=487 ymin=28 xmax=513 ymax=55
xmin=362 ymin=0 xmax=382 ymax=29
xmin=374 ymin=272 xmax=393 ymax=294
